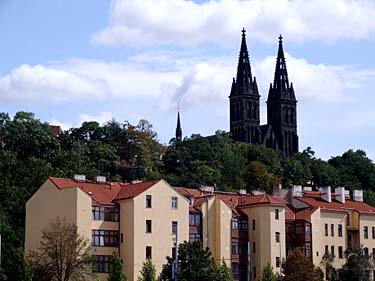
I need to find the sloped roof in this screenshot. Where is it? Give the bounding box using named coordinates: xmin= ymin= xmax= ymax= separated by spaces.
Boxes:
xmin=297 ymin=195 xmax=375 ymax=214
xmin=114 ymin=180 xmax=161 ymax=200
xmin=49 ymin=177 xmax=162 ymax=204
xmin=49 ymin=177 xmax=122 ymax=204
xmin=238 ymin=193 xmax=286 ymax=207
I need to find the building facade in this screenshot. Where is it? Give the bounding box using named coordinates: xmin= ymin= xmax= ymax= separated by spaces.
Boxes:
xmin=26 ymin=176 xmax=375 ymax=280
xmin=229 ymin=30 xmax=298 ymax=157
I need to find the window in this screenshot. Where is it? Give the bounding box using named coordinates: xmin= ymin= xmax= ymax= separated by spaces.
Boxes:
xmin=331 ymin=224 xmax=334 ymax=236
xmin=253 ymin=267 xmax=256 ymax=279
xmin=325 ymin=224 xmax=328 ymax=236
xmin=239 ymin=219 xmax=248 ymax=230
xmin=189 ymin=233 xmax=201 ymax=242
xmin=331 ymin=246 xmax=335 ymax=256
xmin=172 ymin=197 xmax=178 ymax=209
xmin=365 ymin=226 xmax=369 ymax=239
xmin=253 ymin=242 xmax=256 ymax=253
xmin=92 ymin=230 xmax=119 ymax=247
xmin=232 ymin=263 xmax=239 ymax=279
xmin=92 ymin=206 xmax=119 ymax=221
xmin=121 ymin=233 xmax=123 ymax=243
xmin=172 ymin=221 xmax=178 ymax=234
xmin=146 ymin=195 xmax=152 ymax=208
xmin=252 ymin=219 xmax=256 ymax=230
xmin=189 ymin=213 xmax=200 ymax=225
xmin=305 ymin=223 xmax=311 ymax=235
xmin=325 ymin=245 xmax=329 ymax=254
xmin=275 ymin=209 xmax=279 ymax=220
xmin=93 ymin=255 xmax=111 ymax=273
xmin=373 ymin=248 xmax=375 ymax=260
xmin=364 ymin=247 xmax=369 ymax=257
xmin=232 ymin=218 xmax=238 ymax=230
xmin=372 ymin=227 xmax=375 ymax=239
xmin=275 ymin=232 xmax=280 ymax=243
xmin=239 ymin=243 xmax=248 ymax=255
xmin=146 ymin=220 xmax=152 ymax=233
xmin=276 ymin=257 xmax=280 ymax=268
xmin=338 ymin=224 xmax=343 ymax=237
xmin=232 ymin=242 xmax=239 ymax=255
xmin=338 ymin=246 xmax=343 ymax=259
xmin=296 ymin=223 xmax=304 ymax=234
xmin=146 ymin=246 xmax=152 ymax=259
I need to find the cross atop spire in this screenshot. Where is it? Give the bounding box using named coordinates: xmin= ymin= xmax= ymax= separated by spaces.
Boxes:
xmin=273 ymin=34 xmax=289 ymax=92
xmin=235 ymin=28 xmax=253 ymax=91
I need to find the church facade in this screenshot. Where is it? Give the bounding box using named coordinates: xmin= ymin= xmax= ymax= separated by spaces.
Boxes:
xmin=229 ymin=29 xmax=299 ymax=157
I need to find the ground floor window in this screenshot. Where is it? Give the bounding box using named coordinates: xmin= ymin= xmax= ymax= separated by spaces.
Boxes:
xmin=93 ymin=255 xmax=111 ymax=273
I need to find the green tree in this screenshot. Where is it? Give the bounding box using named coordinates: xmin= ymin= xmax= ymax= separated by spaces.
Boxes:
xmin=216 ymin=259 xmax=234 ymax=281
xmin=282 ymin=158 xmax=311 ymax=187
xmin=284 ymin=250 xmax=320 ymax=281
xmin=29 ymin=217 xmax=92 ymax=281
xmin=2 ymin=247 xmax=33 ymax=281
xmin=159 ymin=241 xmax=216 ymax=281
xmin=246 ymin=161 xmax=280 ymax=193
xmin=138 ymin=259 xmax=157 ymax=281
xmin=108 ymin=251 xmax=128 ymax=281
xmin=339 ymin=246 xmax=374 ymax=281
xmin=310 ymin=159 xmax=339 ymax=187
xmin=259 ymin=262 xmax=276 ymax=281
xmin=320 ymin=252 xmax=338 ymax=281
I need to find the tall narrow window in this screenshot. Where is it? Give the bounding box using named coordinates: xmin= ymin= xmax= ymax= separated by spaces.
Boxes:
xmin=275 ymin=232 xmax=280 ymax=243
xmin=365 ymin=226 xmax=369 ymax=239
xmin=253 ymin=242 xmax=256 ymax=253
xmin=171 ymin=197 xmax=178 ymax=209
xmin=325 ymin=224 xmax=328 ymax=236
xmin=338 ymin=246 xmax=343 ymax=259
xmin=232 ymin=242 xmax=239 ymax=255
xmin=252 ymin=219 xmax=256 ymax=230
xmin=275 ymin=209 xmax=280 ymax=220
xmin=331 ymin=224 xmax=334 ymax=236
xmin=146 ymin=195 xmax=152 ymax=208
xmin=338 ymin=224 xmax=343 ymax=237
xmin=331 ymin=246 xmax=335 ymax=256
xmin=372 ymin=227 xmax=375 ymax=239
xmin=146 ymin=246 xmax=152 ymax=259
xmin=146 ymin=220 xmax=152 ymax=233
xmin=172 ymin=221 xmax=178 ymax=235
xmin=325 ymin=245 xmax=329 ymax=254
xmin=276 ymin=257 xmax=280 ymax=268
xmin=232 ymin=218 xmax=238 ymax=230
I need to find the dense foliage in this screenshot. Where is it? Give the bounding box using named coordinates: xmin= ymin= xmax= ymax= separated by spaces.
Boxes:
xmin=1 ymin=111 xmax=375 ymax=278
xmin=283 ymin=250 xmax=321 ymax=281
xmin=109 ymin=251 xmax=128 ymax=281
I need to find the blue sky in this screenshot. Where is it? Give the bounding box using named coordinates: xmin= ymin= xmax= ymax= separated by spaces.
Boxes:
xmin=1 ymin=0 xmax=375 ymax=160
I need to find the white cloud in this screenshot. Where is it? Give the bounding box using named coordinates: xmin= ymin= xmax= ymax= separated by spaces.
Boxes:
xmin=92 ymin=0 xmax=375 ymax=47
xmin=78 ymin=112 xmax=114 ymax=125
xmin=0 ymin=64 xmax=111 ymax=103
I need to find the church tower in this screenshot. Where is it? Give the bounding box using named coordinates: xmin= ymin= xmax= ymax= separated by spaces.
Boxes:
xmin=229 ymin=29 xmax=261 ymax=144
xmin=175 ymin=109 xmax=182 ymax=142
xmin=266 ymin=35 xmax=299 ymax=157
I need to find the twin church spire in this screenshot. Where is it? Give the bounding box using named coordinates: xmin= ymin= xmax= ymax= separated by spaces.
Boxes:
xmin=230 ymin=29 xmax=299 ymax=157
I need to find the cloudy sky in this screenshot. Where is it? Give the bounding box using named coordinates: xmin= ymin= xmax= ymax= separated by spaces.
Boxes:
xmin=1 ymin=0 xmax=375 ymax=160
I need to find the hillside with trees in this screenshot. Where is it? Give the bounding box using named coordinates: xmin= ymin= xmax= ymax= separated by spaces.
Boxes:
xmin=1 ymin=111 xmax=375 ymax=277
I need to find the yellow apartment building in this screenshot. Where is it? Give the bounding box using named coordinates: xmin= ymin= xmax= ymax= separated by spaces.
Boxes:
xmin=25 ymin=176 xmax=375 ymax=281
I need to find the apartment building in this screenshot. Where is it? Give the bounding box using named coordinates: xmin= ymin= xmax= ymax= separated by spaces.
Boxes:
xmin=25 ymin=176 xmax=375 ymax=281
xmin=25 ymin=177 xmax=286 ymax=281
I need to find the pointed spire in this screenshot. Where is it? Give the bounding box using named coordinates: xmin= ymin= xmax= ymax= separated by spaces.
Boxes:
xmin=175 ymin=106 xmax=182 ymax=142
xmin=273 ymin=34 xmax=289 ymax=91
xmin=235 ymin=28 xmax=253 ymax=90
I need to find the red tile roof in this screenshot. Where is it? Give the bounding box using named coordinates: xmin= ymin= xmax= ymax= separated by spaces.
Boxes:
xmin=114 ymin=179 xmax=161 ymax=200
xmin=49 ymin=177 xmax=161 ymax=204
xmin=296 ymin=196 xmax=375 ymax=215
xmin=49 ymin=177 xmax=122 ymax=204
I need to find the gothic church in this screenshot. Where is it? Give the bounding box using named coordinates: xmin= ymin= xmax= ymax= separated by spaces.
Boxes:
xmin=229 ymin=29 xmax=298 ymax=157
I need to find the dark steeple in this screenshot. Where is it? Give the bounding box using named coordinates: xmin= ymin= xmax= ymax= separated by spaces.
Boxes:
xmin=175 ymin=108 xmax=182 ymax=142
xmin=229 ymin=28 xmax=261 ymax=144
xmin=266 ymin=35 xmax=298 ymax=157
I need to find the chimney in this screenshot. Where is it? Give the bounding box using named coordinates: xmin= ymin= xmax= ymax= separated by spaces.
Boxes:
xmin=199 ymin=186 xmax=215 ymax=194
xmin=96 ymin=176 xmax=106 ymax=183
xmin=238 ymin=189 xmax=247 ymax=195
xmin=74 ymin=174 xmax=86 ymax=182
xmin=292 ymin=185 xmax=303 ymax=197
xmin=273 ymin=184 xmax=282 ymax=196
xmin=321 ymin=186 xmax=332 ymax=203
xmin=335 ymin=187 xmax=345 ymax=204
xmin=353 ymin=190 xmax=363 ymax=202
xmin=251 ymin=190 xmax=265 ymax=196
xmin=303 ymin=186 xmax=312 ymax=192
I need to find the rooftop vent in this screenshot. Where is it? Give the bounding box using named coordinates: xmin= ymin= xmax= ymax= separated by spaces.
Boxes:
xmin=251 ymin=190 xmax=265 ymax=196
xmin=303 ymin=186 xmax=312 ymax=192
xmin=321 ymin=186 xmax=332 ymax=203
xmin=238 ymin=189 xmax=247 ymax=195
xmin=96 ymin=176 xmax=106 ymax=183
xmin=74 ymin=175 xmax=86 ymax=182
xmin=335 ymin=187 xmax=345 ymax=204
xmin=292 ymin=185 xmax=303 ymax=197
xmin=199 ymin=186 xmax=215 ymax=193
xmin=353 ymin=190 xmax=363 ymax=202
xmin=273 ymin=184 xmax=282 ymax=196
xmin=88 ymin=191 xmax=93 ymax=195
xmin=131 ymin=180 xmax=143 ymax=184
